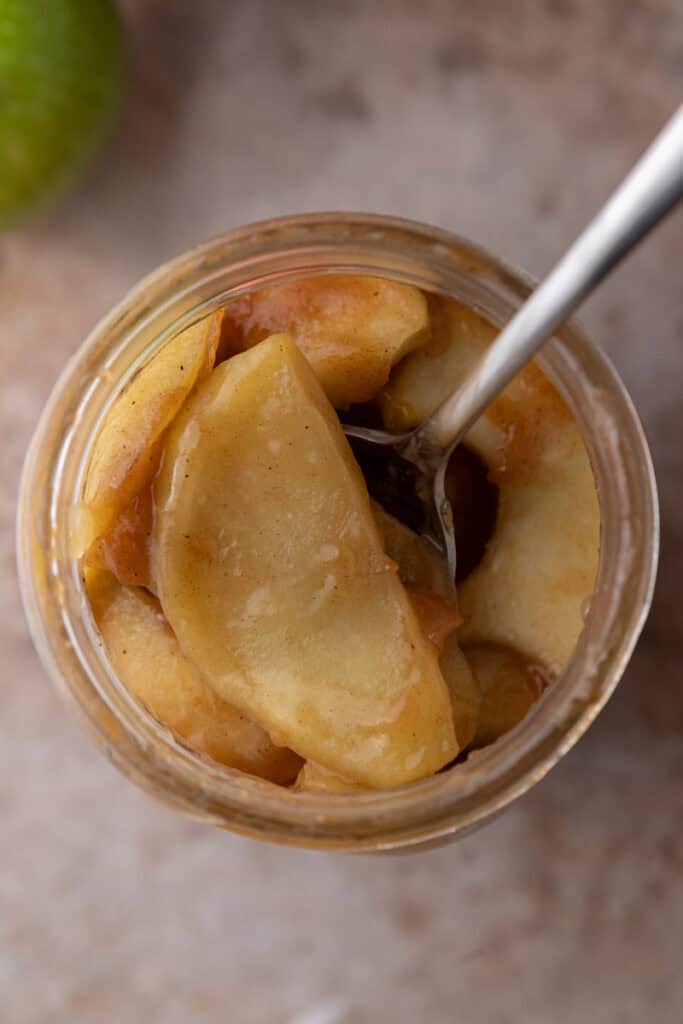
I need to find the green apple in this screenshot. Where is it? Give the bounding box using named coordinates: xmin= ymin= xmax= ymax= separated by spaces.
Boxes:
xmin=0 ymin=0 xmax=125 ymax=227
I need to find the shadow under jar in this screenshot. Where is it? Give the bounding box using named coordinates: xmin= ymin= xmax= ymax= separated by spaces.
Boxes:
xmin=17 ymin=213 xmax=659 ymax=852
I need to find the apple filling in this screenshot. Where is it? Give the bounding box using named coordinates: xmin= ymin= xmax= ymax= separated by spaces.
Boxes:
xmin=82 ymin=276 xmax=600 ymax=792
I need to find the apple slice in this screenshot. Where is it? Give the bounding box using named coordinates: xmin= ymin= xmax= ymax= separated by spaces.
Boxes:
xmin=294 ymin=657 xmax=480 ymax=768
xmin=371 ymin=501 xmax=479 ymax=748
xmin=465 ymin=645 xmax=548 ymax=747
xmin=87 ymin=571 xmax=302 ymax=783
xmin=458 ymin=441 xmax=599 ymax=671
xmin=220 ymin=275 xmax=430 ymax=407
xmin=85 ymin=481 xmax=155 ymax=589
xmin=380 ymin=296 xmax=496 ymax=432
xmin=370 ymin=501 xmax=453 ymax=600
xmin=372 ymin=501 xmax=461 ymax=652
xmin=406 ymin=586 xmax=461 ymax=653
xmin=295 ymin=640 xmax=481 ymax=780
xmin=83 ymin=310 xmax=222 ymax=550
xmin=439 ymin=637 xmax=481 ymax=749
xmin=380 ymin=295 xmax=600 ymax=672
xmin=153 ymin=334 xmax=457 ymax=788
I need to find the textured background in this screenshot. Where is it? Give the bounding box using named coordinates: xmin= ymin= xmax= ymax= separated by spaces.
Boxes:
xmin=2 ymin=2 xmax=682 ymax=1022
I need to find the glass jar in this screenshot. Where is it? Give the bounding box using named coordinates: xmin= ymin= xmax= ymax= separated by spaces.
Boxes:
xmin=17 ymin=213 xmax=658 ymax=852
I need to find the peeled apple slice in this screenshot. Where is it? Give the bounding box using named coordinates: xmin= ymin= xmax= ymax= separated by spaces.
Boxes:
xmin=86 ymin=484 xmax=155 ymax=589
xmin=440 ymin=638 xmax=481 ymax=749
xmin=380 ymin=297 xmax=495 ymax=434
xmin=371 ymin=501 xmax=480 ymax=748
xmin=153 ymin=334 xmax=458 ymax=788
xmin=372 ymin=502 xmax=461 ymax=653
xmin=219 ymin=275 xmax=430 ymax=407
xmin=465 ymin=645 xmax=548 ymax=747
xmin=371 ymin=501 xmax=453 ymax=601
xmin=458 ymin=443 xmax=599 ymax=671
xmin=406 ymin=587 xmax=461 ymax=653
xmin=87 ymin=571 xmax=302 ymax=783
xmin=83 ymin=310 xmax=222 ymax=549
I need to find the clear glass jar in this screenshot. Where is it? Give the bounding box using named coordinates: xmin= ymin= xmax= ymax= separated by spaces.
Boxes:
xmin=17 ymin=213 xmax=658 ymax=852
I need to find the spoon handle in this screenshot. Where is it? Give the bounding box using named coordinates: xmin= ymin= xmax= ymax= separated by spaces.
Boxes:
xmin=419 ymin=102 xmax=683 ymax=454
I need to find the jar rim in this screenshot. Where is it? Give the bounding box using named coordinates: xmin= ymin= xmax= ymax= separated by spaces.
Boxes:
xmin=17 ymin=212 xmax=659 ymax=851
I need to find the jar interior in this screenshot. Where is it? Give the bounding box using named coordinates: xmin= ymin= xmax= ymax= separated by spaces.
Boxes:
xmin=18 ymin=216 xmax=658 ymax=850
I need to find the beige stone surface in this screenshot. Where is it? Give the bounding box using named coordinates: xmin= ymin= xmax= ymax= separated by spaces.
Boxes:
xmin=1 ymin=2 xmax=682 ymax=1021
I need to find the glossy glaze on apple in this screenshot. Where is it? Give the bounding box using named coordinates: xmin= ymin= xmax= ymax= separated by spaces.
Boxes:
xmin=82 ymin=276 xmax=600 ymax=792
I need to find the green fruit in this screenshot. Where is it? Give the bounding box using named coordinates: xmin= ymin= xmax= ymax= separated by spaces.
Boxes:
xmin=0 ymin=0 xmax=125 ymax=229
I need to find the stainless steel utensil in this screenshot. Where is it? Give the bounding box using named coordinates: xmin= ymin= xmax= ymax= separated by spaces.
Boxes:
xmin=345 ymin=103 xmax=683 ymax=582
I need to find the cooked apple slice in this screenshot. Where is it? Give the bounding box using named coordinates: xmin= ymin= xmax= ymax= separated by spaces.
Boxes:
xmin=439 ymin=636 xmax=481 ymax=750
xmin=380 ymin=296 xmax=495 ymax=433
xmin=220 ymin=275 xmax=430 ymax=407
xmin=465 ymin=645 xmax=548 ymax=747
xmin=294 ymin=586 xmax=475 ymax=789
xmin=370 ymin=501 xmax=479 ymax=748
xmin=83 ymin=310 xmax=222 ymax=549
xmin=85 ymin=481 xmax=155 ymax=589
xmin=406 ymin=586 xmax=461 ymax=653
xmin=153 ymin=334 xmax=457 ymax=788
xmin=380 ymin=295 xmax=600 ymax=671
xmin=87 ymin=571 xmax=302 ymax=782
xmin=294 ymin=762 xmax=365 ymax=794
xmin=371 ymin=501 xmax=453 ymax=600
xmin=458 ymin=440 xmax=599 ymax=671
xmin=372 ymin=501 xmax=461 ymax=652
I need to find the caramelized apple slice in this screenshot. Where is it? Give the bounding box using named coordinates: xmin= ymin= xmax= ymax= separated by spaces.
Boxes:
xmin=83 ymin=310 xmax=221 ymax=549
xmin=87 ymin=572 xmax=302 ymax=783
xmin=296 ymin=588 xmax=471 ymax=790
xmin=465 ymin=645 xmax=548 ymax=747
xmin=406 ymin=586 xmax=461 ymax=653
xmin=458 ymin=443 xmax=599 ymax=671
xmin=296 ymin=642 xmax=480 ymax=782
xmin=220 ymin=275 xmax=430 ymax=407
xmin=371 ymin=501 xmax=479 ymax=748
xmin=371 ymin=501 xmax=453 ymax=600
xmin=85 ymin=480 xmax=155 ymax=589
xmin=294 ymin=762 xmax=365 ymax=794
xmin=380 ymin=297 xmax=494 ymax=434
xmin=380 ymin=296 xmax=599 ymax=671
xmin=439 ymin=636 xmax=481 ymax=750
xmin=373 ymin=500 xmax=461 ymax=651
xmin=153 ymin=334 xmax=457 ymax=788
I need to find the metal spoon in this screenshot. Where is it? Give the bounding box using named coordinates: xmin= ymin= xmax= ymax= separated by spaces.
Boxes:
xmin=345 ymin=103 xmax=683 ymax=583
